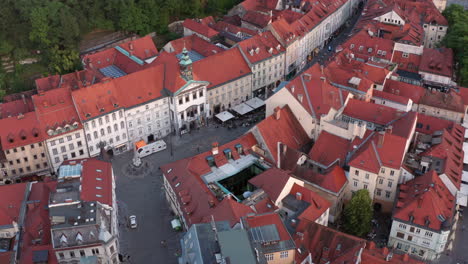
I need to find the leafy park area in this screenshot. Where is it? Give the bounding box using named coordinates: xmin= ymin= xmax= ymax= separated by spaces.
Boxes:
xmin=0 ymin=0 xmax=241 ymax=99
xmin=442 ymin=4 xmax=468 ymax=87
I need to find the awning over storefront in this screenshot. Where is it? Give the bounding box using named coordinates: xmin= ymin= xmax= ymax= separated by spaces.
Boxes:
xmin=215 ymin=111 xmax=235 ymax=122
xmin=245 ymin=97 xmax=265 ymax=110
xmin=232 ymin=103 xmax=254 ymax=115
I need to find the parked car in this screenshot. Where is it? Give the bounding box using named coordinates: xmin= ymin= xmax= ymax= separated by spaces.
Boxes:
xmin=129 ymin=215 xmax=137 ymax=229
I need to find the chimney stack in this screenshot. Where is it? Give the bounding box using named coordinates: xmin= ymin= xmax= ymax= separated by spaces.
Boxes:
xmin=378 ymin=131 xmax=385 ymax=147
xmin=386 ymin=125 xmax=393 ymax=134
xmin=21 ymin=94 xmax=26 ymax=105
xmin=274 ymin=107 xmax=281 ymax=120
xmin=212 ymin=142 xmax=219 ymax=155
xmin=296 ymin=192 xmax=302 ymax=201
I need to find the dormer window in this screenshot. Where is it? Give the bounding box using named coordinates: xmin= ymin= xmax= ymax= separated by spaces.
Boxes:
xmin=235 ymin=143 xmax=243 ymax=154
xmin=224 ymin=149 xmax=232 ymax=159
xmin=85 ymin=113 xmax=91 ymax=118
xmin=206 ymin=156 xmax=215 ymax=167
xmin=99 ymin=108 xmax=105 ymax=113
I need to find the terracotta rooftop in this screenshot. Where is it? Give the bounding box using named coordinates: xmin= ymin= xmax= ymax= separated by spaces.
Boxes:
xmin=32 ymin=87 xmax=82 ymax=140
xmin=202 ymin=197 xmax=254 ymax=227
xmin=72 ymin=64 xmax=165 ymax=120
xmin=165 ymin=34 xmax=224 ymax=57
xmin=19 ymin=181 xmax=58 ymax=264
xmin=373 ymin=90 xmax=410 ymax=105
xmin=383 ymin=79 xmax=426 ymax=104
xmin=362 ymin=242 xmax=424 ymax=264
xmin=237 ymin=31 xmax=285 ymax=64
xmin=280 ymin=145 xmax=348 ymax=194
xmin=255 ymin=105 xmax=310 ymax=163
xmin=309 ymin=131 xmax=350 ymax=168
xmin=394 ymin=170 xmax=455 ymax=231
xmin=349 ymin=130 xmax=407 ymax=173
xmin=419 ymin=48 xmax=454 ymax=78
xmin=284 ymin=64 xmax=348 ymax=118
xmin=294 ymin=221 xmax=365 ymax=264
xmin=419 ymin=89 xmax=464 ymax=113
xmin=343 ymin=30 xmax=394 ymax=62
xmin=0 ymin=112 xmax=44 ymax=150
xmin=343 ymin=99 xmax=404 ymax=126
xmin=182 ymin=18 xmax=219 ymax=39
xmin=249 ymin=168 xmax=292 ymax=203
xmin=242 ymin=10 xmax=272 ymax=28
xmin=243 ymin=212 xmax=292 ymax=242
xmin=160 ymin=133 xmax=260 ymax=227
xmin=288 ymin=183 xmax=330 ymax=223
xmin=0 ymin=183 xmax=28 ymax=226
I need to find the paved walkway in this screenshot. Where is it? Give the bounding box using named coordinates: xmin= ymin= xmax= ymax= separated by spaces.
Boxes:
xmin=113 ymin=123 xmax=252 ymax=264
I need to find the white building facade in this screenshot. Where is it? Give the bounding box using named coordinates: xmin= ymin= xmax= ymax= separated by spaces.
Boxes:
xmin=83 ymin=109 xmax=129 ymax=157
xmin=125 ymin=97 xmax=171 ymax=144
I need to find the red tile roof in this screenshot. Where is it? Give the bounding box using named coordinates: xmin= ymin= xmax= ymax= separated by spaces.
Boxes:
xmin=394 ymin=170 xmax=455 ymax=231
xmin=32 ymin=87 xmax=82 ymax=140
xmin=249 ymin=168 xmax=292 ymax=202
xmin=202 ymin=197 xmax=254 ymax=227
xmin=160 ymin=133 xmax=259 ymax=227
xmin=79 ymin=159 xmax=113 ymax=207
xmin=343 ymin=30 xmax=394 ymax=62
xmin=20 ymin=181 xmax=58 ymax=264
xmin=419 ymin=48 xmax=454 ymax=78
xmin=0 ymin=112 xmax=44 ymax=150
xmin=284 ymin=64 xmax=348 ymax=117
xmin=419 ymin=89 xmax=464 ymax=113
xmin=242 ymin=10 xmax=272 ymax=28
xmin=362 ymin=242 xmax=424 ymax=264
xmin=309 ymin=131 xmax=350 ymax=167
xmin=349 ymin=131 xmax=407 ymax=172
xmin=0 ymin=183 xmax=28 ymax=226
xmin=392 ymin=50 xmax=421 ymax=73
xmin=280 ymin=146 xmax=348 ymax=193
xmin=421 ymin=127 xmax=464 ymax=189
xmin=383 ymin=79 xmax=426 ymax=104
xmin=343 ymin=99 xmax=404 ymax=126
xmin=211 ymin=20 xmax=257 ymax=37
xmin=165 ymin=34 xmax=224 ymax=57
xmin=192 ymin=47 xmax=251 ymax=90
xmin=243 ymin=212 xmax=292 ymax=242
xmin=0 ymin=97 xmax=35 ymax=119
xmin=268 ymin=17 xmax=298 ymax=46
xmin=182 ymin=19 xmax=219 ymax=39
xmin=289 ymin=183 xmax=330 ymax=223
xmin=116 ymin=35 xmax=158 ymax=60
xmin=415 ymin=113 xmax=455 ymax=134
xmin=294 ymin=221 xmax=365 ymax=264
xmin=72 ymin=64 xmax=165 ymax=120
xmin=256 ymin=105 xmax=309 ymax=162
xmin=237 ymin=31 xmax=285 ymax=64
xmin=373 ymin=90 xmax=410 ymax=105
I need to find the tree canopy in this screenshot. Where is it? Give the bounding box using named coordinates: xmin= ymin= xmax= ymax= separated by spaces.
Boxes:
xmin=442 ymin=4 xmax=468 ymax=86
xmin=343 ymin=189 xmax=373 ymax=237
xmin=0 ymin=0 xmax=241 ymax=98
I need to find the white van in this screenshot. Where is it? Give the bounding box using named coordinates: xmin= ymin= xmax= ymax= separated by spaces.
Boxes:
xmin=135 ymin=140 xmax=167 ymax=158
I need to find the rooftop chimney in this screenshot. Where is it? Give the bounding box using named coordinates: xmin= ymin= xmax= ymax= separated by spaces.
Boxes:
xmin=386 ymin=125 xmax=393 ymax=134
xmin=382 ymin=247 xmax=389 ymax=256
xmin=274 ymin=107 xmax=281 ymax=120
xmin=378 ymin=131 xmax=385 ymax=147
xmin=212 ymin=142 xmax=219 ymax=155
xmin=129 ymin=43 xmax=134 ymax=51
xmin=296 ymin=192 xmax=302 ymax=201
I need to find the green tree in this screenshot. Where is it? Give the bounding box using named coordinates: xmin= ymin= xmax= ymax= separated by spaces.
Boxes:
xmin=29 ymin=6 xmax=50 ymax=48
xmin=47 ymin=46 xmax=79 ymax=74
xmin=343 ymin=189 xmax=373 ymax=237
xmin=442 ymin=4 xmax=468 ymax=86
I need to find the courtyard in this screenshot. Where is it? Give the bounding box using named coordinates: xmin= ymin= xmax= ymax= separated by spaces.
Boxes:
xmin=112 ymin=122 xmax=253 ymax=263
